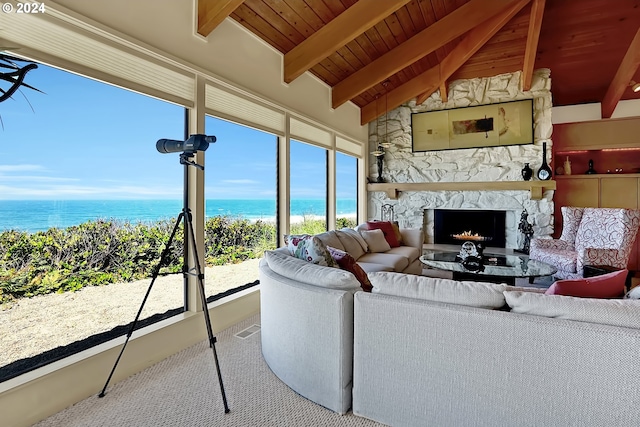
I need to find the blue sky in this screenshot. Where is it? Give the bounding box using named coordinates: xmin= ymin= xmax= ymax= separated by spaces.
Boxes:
xmin=0 ymin=61 xmax=356 ymax=200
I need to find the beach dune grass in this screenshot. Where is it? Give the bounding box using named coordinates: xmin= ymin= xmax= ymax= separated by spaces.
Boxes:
xmin=0 ymin=215 xmax=356 ymax=304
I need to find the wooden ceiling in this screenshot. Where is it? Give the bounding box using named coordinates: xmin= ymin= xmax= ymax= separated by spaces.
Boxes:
xmin=198 ymin=0 xmax=640 ymax=125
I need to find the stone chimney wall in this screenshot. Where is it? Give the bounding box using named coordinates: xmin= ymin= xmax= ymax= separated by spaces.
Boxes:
xmin=368 ymin=69 xmax=554 ymax=249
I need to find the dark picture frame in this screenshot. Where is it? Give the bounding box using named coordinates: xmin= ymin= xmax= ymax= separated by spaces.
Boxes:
xmin=411 ymin=99 xmax=534 ymax=152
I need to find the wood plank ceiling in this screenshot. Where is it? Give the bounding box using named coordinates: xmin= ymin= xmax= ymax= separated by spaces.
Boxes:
xmin=198 ymin=0 xmax=640 ymax=125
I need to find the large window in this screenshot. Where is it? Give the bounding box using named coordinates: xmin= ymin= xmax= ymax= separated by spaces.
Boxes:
xmin=290 ymin=140 xmax=328 ymax=234
xmin=0 ymin=62 xmax=184 ymax=381
xmin=203 ymin=115 xmax=277 ymax=298
xmin=336 ymin=152 xmax=358 ymax=228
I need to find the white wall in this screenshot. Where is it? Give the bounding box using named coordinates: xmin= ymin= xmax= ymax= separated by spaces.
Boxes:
xmin=552 ymin=99 xmax=640 ymax=124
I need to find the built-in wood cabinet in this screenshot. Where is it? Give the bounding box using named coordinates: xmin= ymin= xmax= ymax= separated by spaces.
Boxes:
xmin=554 ymin=175 xmax=640 ymax=271
xmin=553 ymin=117 xmax=640 ymax=272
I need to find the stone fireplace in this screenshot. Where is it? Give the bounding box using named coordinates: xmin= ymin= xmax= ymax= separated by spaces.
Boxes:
xmin=367 ymin=70 xmax=554 ymax=249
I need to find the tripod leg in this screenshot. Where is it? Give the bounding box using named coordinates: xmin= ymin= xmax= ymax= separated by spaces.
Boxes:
xmin=98 ymin=212 xmax=185 ymax=398
xmin=184 ymin=209 xmax=230 ymax=413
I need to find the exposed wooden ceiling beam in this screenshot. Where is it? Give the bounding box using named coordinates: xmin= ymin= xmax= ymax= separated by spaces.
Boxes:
xmin=439 ymin=81 xmax=448 ymax=103
xmin=197 ymin=0 xmax=245 ymax=37
xmin=418 ymin=80 xmax=449 ymax=105
xmin=601 ymin=27 xmax=640 ymax=118
xmin=521 ymin=0 xmax=546 ymax=91
xmin=283 ymin=0 xmax=412 ymax=84
xmin=333 ymin=0 xmax=522 ymax=109
xmin=361 ymin=0 xmax=529 ymax=125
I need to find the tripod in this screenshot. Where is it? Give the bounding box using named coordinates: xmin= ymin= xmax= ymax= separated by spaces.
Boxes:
xmin=98 ymin=151 xmax=230 ymax=414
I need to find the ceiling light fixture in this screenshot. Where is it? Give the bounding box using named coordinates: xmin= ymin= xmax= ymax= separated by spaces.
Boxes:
xmin=379 ymin=80 xmax=391 ymax=150
xmin=371 ymin=81 xmax=391 ymax=183
xmin=630 ymin=80 xmax=640 ymax=92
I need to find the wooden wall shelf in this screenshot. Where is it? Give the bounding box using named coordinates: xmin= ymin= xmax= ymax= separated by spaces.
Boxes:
xmin=367 ymin=181 xmax=556 ymax=200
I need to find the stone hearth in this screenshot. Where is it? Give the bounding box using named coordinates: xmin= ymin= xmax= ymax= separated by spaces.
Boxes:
xmin=367 ymin=70 xmax=554 ymax=249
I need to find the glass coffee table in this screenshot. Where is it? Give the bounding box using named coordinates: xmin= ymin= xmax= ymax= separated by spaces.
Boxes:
xmin=420 ymin=249 xmax=557 ymax=285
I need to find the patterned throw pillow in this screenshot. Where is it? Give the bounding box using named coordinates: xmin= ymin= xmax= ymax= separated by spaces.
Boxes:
xmin=285 ymin=234 xmax=337 ymax=267
xmin=366 ymin=220 xmax=400 ymax=247
xmin=327 ymin=246 xmax=372 ymax=292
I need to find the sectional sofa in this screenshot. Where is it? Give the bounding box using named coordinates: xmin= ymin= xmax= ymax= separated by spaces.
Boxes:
xmin=311 ymin=225 xmax=424 ymax=275
xmin=258 ymin=227 xmax=640 ymax=426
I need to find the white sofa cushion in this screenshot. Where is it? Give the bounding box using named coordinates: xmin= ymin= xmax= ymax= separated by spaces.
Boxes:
xmin=369 ymin=272 xmax=507 ymax=309
xmin=356 ymin=261 xmax=394 ymax=273
xmin=358 ymin=253 xmax=409 ymax=272
xmin=505 ymin=291 xmax=640 ymax=328
xmin=264 ymin=250 xmax=360 ymax=291
xmin=384 ymin=245 xmax=420 ymax=263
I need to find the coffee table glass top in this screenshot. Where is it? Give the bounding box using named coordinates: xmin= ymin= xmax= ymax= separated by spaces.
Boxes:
xmin=420 ymin=250 xmax=557 ymax=279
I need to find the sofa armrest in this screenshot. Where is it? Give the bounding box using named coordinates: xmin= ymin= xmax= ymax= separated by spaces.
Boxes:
xmin=400 ymin=228 xmax=424 ymax=251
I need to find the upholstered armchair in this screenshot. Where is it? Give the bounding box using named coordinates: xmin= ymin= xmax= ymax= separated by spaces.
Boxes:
xmin=529 ymin=207 xmax=640 ymax=279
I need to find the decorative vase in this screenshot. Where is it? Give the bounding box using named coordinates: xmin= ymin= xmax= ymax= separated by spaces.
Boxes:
xmin=563 ymin=156 xmax=572 ymax=175
xmin=521 ymin=163 xmax=533 ymax=181
xmin=586 ymin=159 xmax=597 ymax=174
xmin=537 ymin=142 xmax=552 ymax=180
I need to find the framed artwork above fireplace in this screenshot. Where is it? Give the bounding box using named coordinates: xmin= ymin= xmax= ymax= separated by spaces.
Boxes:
xmin=411 ymin=99 xmax=533 ymax=152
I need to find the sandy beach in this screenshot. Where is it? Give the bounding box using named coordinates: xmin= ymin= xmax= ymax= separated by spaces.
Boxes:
xmin=0 ymin=258 xmax=261 ymax=368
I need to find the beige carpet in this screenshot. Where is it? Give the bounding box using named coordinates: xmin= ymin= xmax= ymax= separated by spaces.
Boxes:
xmin=33 ymin=314 xmax=385 ymax=427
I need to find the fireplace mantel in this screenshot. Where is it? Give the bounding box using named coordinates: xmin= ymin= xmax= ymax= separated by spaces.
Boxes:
xmin=367 ymin=181 xmax=556 ymax=200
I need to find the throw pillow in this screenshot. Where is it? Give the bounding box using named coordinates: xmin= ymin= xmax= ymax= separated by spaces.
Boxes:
xmin=360 ymin=229 xmax=392 ymax=253
xmin=366 ymin=221 xmax=400 ymax=247
xmin=368 ymin=272 xmax=507 ymax=309
xmin=391 ymin=221 xmax=403 ymax=245
xmin=285 ymin=234 xmax=337 ymax=267
xmin=504 ymin=291 xmax=640 ymax=329
xmin=327 ymin=246 xmax=373 ymax=292
xmin=624 ymin=286 xmax=640 ymax=299
xmin=335 ymin=230 xmax=366 ymax=260
xmin=545 ymin=269 xmax=627 ymax=298
xmin=339 ymin=227 xmax=369 ymax=252
xmin=314 ymin=230 xmax=345 ymax=251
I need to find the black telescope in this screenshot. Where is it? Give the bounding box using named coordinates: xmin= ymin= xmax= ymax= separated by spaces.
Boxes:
xmin=156 ymin=134 xmax=216 ymax=154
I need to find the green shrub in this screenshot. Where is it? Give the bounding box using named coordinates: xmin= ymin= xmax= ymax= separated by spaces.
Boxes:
xmin=0 ymin=214 xmax=356 ymax=304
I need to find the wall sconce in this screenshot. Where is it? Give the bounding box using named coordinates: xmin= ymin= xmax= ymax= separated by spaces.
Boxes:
xmin=630 ymin=80 xmax=640 ymax=92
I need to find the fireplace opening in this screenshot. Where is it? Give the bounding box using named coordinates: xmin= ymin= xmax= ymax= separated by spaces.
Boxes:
xmin=433 ymin=209 xmax=506 ymax=247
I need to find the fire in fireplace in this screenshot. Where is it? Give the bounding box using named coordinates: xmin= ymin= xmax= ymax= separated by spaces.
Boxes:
xmin=433 ymin=209 xmax=506 ymax=247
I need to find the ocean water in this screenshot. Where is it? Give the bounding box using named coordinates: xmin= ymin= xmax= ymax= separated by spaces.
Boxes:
xmin=0 ymin=199 xmax=357 ymax=233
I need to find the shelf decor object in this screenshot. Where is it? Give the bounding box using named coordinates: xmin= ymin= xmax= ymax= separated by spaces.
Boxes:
xmin=563 ymin=156 xmax=572 ymax=175
xmin=537 ymin=141 xmax=552 ymax=180
xmin=411 ymin=99 xmax=533 ymax=152
xmin=521 ymin=163 xmax=533 ymax=181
